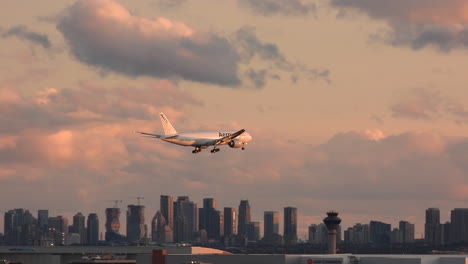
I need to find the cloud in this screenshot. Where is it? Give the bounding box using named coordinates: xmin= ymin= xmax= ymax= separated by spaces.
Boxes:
xmin=234 ymin=27 xmax=330 ymax=87
xmin=238 ymin=0 xmax=316 ymax=16
xmin=155 ymin=0 xmax=187 ymax=9
xmin=2 ymin=25 xmax=51 ymax=49
xmin=245 ymin=69 xmax=268 ymax=89
xmin=391 ymin=87 xmax=444 ymax=120
xmin=57 ymin=0 xmax=241 ymax=86
xmin=330 ymin=0 xmax=468 ymax=51
xmin=390 ymin=87 xmax=468 ymax=124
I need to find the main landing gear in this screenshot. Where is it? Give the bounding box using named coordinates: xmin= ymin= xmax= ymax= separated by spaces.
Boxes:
xmin=210 ymin=148 xmax=220 ymax=153
xmin=192 ymin=147 xmax=201 ymax=154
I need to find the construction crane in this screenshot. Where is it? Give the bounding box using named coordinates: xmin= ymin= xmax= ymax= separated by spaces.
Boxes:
xmin=130 ymin=197 xmax=144 ymax=206
xmin=105 ymin=200 xmax=122 ymax=208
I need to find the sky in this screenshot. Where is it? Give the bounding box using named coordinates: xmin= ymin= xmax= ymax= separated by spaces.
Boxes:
xmin=1 ymin=0 xmax=468 ymax=240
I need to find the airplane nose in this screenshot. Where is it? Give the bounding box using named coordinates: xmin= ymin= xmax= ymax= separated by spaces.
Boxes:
xmin=246 ymin=133 xmax=252 ymax=142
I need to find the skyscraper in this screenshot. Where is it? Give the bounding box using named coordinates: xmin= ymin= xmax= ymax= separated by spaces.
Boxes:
xmin=246 ymin=222 xmax=260 ymax=241
xmin=4 ymin=210 xmax=17 ymax=246
xmin=49 ymin=215 xmax=68 ymax=246
xmin=450 ymin=208 xmax=468 ymax=243
xmin=173 ymin=196 xmax=198 ymax=242
xmin=264 ymin=211 xmax=279 ymax=239
xmin=105 ymin=207 xmax=121 ymax=242
xmin=238 ymin=200 xmax=251 ymax=236
xmin=87 ymin=213 xmax=99 ymax=245
xmin=199 ymin=198 xmax=214 ymax=231
xmin=203 ymin=198 xmax=216 ymax=209
xmin=127 ymin=204 xmax=146 ymax=243
xmin=72 ymin=213 xmax=86 ymax=244
xmin=199 ymin=198 xmax=223 ymax=241
xmin=224 ymin=207 xmax=237 ymax=236
xmin=284 ymin=207 xmax=297 ymax=245
xmin=425 ymin=208 xmax=441 ymax=245
xmin=160 ymin=195 xmax=174 ymax=229
xmin=38 ymin=210 xmax=49 ymax=230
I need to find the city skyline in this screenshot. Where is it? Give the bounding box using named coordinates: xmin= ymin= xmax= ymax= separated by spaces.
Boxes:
xmin=2 ymin=0 xmax=468 ymax=243
xmin=5 ymin=203 xmax=468 ymax=247
xmin=2 ymin=200 xmax=465 ymax=241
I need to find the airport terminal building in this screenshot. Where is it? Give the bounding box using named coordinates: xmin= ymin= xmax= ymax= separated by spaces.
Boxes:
xmin=2 ymin=246 xmax=468 ymax=264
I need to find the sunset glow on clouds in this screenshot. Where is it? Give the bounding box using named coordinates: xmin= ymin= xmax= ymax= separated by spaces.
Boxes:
xmin=1 ymin=0 xmax=468 ymax=237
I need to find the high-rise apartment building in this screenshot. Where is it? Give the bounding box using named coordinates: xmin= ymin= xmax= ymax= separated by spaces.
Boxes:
xmin=345 ymin=223 xmax=369 ymax=244
xmin=264 ymin=211 xmax=279 ymax=239
xmin=87 ymin=213 xmax=99 ymax=245
xmin=450 ymin=208 xmax=468 ymax=243
xmin=309 ymin=223 xmax=328 ymax=244
xmin=224 ymin=207 xmax=237 ymax=236
xmin=284 ymin=207 xmax=297 ymax=245
xmin=369 ymin=221 xmax=391 ymax=244
xmin=399 ymin=221 xmax=415 ymax=244
xmin=238 ymin=200 xmax=251 ymax=237
xmin=425 ymin=208 xmax=441 ymax=245
xmin=160 ymin=195 xmax=174 ymax=229
xmin=72 ymin=213 xmax=86 ymax=244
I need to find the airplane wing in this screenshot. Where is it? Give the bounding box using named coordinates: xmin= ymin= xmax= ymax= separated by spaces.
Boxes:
xmin=213 ymin=129 xmax=245 ymax=145
xmin=136 ymin=131 xmax=178 ymax=139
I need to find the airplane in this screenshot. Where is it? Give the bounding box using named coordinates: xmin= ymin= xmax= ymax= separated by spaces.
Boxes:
xmin=137 ymin=112 xmax=252 ymax=154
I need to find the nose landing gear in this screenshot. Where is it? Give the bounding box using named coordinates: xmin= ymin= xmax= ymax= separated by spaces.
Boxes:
xmin=192 ymin=147 xmax=201 ymax=154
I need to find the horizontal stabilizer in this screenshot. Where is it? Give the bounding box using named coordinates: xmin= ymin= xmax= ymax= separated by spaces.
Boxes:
xmin=136 ymin=131 xmax=178 ymax=139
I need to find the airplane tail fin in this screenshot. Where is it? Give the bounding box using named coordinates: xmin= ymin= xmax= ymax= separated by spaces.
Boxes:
xmin=159 ymin=112 xmax=177 ymax=135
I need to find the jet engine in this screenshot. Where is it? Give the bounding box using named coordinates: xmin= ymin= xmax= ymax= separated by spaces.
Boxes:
xmin=228 ymin=139 xmax=243 ymax=148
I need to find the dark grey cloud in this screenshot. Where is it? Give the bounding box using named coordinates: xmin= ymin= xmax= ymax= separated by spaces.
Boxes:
xmin=235 ymin=26 xmax=290 ymax=68
xmin=2 ymin=25 xmax=51 ymax=49
xmin=235 ymin=27 xmax=330 ymax=87
xmin=155 ymin=0 xmax=187 ymax=9
xmin=245 ymin=68 xmax=268 ymax=89
xmin=330 ymin=0 xmax=468 ymax=51
xmin=57 ymin=0 xmax=240 ymax=86
xmin=238 ymin=0 xmax=316 ymax=16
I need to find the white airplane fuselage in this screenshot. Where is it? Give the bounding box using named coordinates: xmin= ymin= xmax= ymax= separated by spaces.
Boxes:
xmin=163 ymin=131 xmax=252 ymax=148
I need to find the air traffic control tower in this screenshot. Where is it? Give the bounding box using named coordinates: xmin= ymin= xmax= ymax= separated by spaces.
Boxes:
xmin=323 ymin=211 xmax=341 ymax=254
